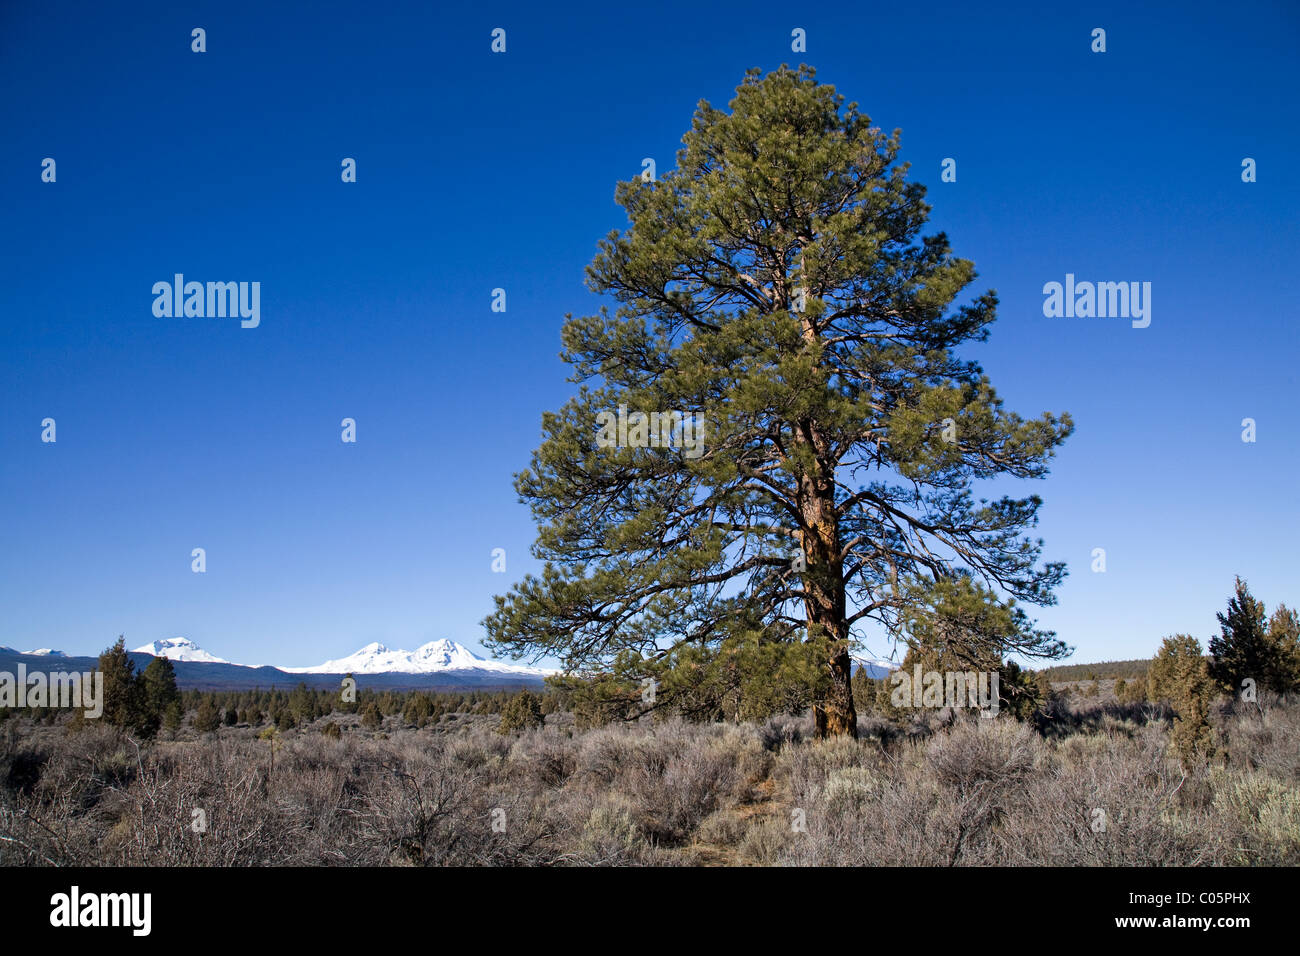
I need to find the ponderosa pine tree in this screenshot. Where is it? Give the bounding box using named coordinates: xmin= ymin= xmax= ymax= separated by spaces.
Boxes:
xmin=484 ymin=65 xmax=1073 ymax=737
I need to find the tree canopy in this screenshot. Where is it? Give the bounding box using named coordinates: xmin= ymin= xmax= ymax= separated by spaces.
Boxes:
xmin=484 ymin=65 xmax=1073 ymax=736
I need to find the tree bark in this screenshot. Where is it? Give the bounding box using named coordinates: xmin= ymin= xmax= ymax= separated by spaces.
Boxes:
xmin=812 ymin=640 xmax=857 ymax=738
xmin=798 ymin=426 xmax=858 ymax=738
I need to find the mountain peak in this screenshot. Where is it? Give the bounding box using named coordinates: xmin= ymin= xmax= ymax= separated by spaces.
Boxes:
xmin=852 ymin=653 xmax=899 ymax=679
xmin=131 ymin=637 xmax=230 ymax=664
xmin=282 ymin=638 xmax=548 ymax=677
xmin=412 ymin=639 xmax=482 ymax=667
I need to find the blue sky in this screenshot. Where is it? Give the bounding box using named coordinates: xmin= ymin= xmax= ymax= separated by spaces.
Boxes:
xmin=1 ymin=0 xmax=1296 ymax=669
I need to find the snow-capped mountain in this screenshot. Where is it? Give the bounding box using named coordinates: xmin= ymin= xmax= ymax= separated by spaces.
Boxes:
xmin=0 ymin=637 xmax=550 ymax=690
xmin=282 ymin=639 xmax=553 ymax=677
xmin=131 ymin=637 xmax=233 ymax=665
xmin=852 ymin=654 xmax=899 ymax=679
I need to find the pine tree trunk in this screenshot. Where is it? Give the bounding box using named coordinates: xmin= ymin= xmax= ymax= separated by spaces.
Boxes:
xmin=813 ymin=640 xmax=857 ymax=738
xmin=797 ymin=425 xmax=858 ymax=739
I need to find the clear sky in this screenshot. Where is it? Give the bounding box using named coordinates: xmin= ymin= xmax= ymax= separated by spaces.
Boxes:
xmin=2 ymin=0 xmax=1296 ymax=669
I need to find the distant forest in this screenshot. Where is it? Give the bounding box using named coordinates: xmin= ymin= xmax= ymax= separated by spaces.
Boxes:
xmin=1038 ymin=659 xmax=1152 ymax=682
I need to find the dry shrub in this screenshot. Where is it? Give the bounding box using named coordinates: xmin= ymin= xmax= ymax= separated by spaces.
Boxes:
xmin=1212 ymin=769 xmax=1300 ymax=864
xmin=737 ymin=811 xmax=794 ymax=864
xmin=576 ymin=794 xmax=648 ymax=864
xmin=1220 ymin=697 xmax=1300 ymax=782
xmin=4 ymin=696 xmax=1299 ymax=867
xmin=777 ymin=717 xmax=1042 ymax=866
xmin=1000 ymin=723 xmax=1221 ymax=865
